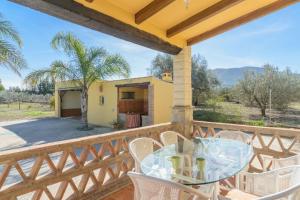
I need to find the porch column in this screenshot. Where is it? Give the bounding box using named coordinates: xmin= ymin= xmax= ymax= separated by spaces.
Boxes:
xmin=172 ymin=46 xmax=193 ymax=138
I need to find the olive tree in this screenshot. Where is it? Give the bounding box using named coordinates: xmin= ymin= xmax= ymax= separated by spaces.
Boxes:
xmin=237 ymin=64 xmax=299 ymax=116
xmin=148 ymin=53 xmax=219 ymax=106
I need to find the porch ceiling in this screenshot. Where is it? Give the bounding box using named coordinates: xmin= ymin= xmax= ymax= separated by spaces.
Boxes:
xmin=10 ymin=0 xmax=299 ymax=54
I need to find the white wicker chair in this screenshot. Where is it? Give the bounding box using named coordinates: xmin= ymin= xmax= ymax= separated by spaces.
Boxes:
xmin=262 ymin=154 xmax=300 ymax=171
xmin=160 ymin=131 xmax=190 ymax=146
xmin=129 ymin=137 xmax=162 ymax=173
xmin=224 ymin=165 xmax=300 ymax=200
xmin=128 ymin=172 xmax=212 ymax=200
xmin=214 ymin=130 xmax=252 ymax=190
xmin=214 ymin=130 xmax=252 ymax=145
xmin=160 ymin=131 xmax=216 ymax=199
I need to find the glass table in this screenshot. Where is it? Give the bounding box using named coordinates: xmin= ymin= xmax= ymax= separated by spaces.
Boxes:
xmin=141 ymin=138 xmax=253 ymax=186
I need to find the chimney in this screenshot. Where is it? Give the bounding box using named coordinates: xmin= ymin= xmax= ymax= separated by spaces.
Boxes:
xmin=161 ymin=71 xmax=172 ymax=82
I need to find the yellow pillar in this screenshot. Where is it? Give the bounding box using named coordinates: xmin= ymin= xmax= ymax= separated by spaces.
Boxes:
xmin=172 ymin=46 xmax=193 ymax=138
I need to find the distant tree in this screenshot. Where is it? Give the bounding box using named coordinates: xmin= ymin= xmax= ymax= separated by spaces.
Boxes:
xmin=148 ymin=54 xmax=173 ymax=78
xmin=192 ymin=55 xmax=219 ymax=105
xmin=8 ymin=86 xmax=21 ymax=92
xmin=217 ymin=87 xmax=237 ymax=102
xmin=237 ymin=64 xmax=299 ymax=117
xmin=25 ymin=79 xmax=54 ymax=95
xmin=0 ymin=13 xmax=26 ymax=76
xmin=36 ymin=79 xmax=54 ymax=95
xmin=0 ymin=79 xmax=4 ymax=91
xmin=148 ymin=53 xmax=219 ymax=106
xmin=25 ymin=32 xmax=130 ymax=129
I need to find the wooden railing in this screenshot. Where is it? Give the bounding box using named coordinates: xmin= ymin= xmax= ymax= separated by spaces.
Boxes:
xmin=0 ymin=120 xmax=299 ymax=199
xmin=192 ymin=120 xmax=300 ymax=172
xmin=0 ymin=123 xmax=178 ymax=200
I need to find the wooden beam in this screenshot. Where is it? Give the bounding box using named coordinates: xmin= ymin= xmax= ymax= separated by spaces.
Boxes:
xmin=187 ymin=0 xmax=299 ymax=45
xmin=10 ymin=0 xmax=182 ymax=55
xmin=135 ymin=0 xmax=175 ymax=24
xmin=167 ymin=0 xmax=244 ymax=38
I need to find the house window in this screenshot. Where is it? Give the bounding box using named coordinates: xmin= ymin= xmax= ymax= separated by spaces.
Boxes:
xmin=99 ymin=96 xmax=104 ymax=105
xmin=99 ymin=84 xmax=103 ymax=92
xmin=121 ymin=92 xmax=135 ymax=100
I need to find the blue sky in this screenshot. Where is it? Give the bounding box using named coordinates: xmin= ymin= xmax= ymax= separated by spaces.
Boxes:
xmin=1 ymin=1 xmax=300 ymax=88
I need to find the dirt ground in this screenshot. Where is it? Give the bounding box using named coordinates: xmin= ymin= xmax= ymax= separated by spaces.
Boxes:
xmin=194 ymin=102 xmax=300 ymax=128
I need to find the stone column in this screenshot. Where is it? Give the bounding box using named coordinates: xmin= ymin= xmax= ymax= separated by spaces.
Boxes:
xmin=172 ymin=46 xmax=193 ymax=138
xmin=148 ymin=84 xmax=154 ymax=125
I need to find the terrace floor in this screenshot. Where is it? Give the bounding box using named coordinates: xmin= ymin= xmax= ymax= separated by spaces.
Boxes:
xmin=103 ymin=185 xmax=134 ymax=200
xmin=101 ymin=183 xmax=230 ymax=200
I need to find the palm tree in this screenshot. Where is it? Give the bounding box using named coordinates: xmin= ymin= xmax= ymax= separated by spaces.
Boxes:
xmin=25 ymin=32 xmax=130 ymax=129
xmin=0 ymin=13 xmax=26 ymax=75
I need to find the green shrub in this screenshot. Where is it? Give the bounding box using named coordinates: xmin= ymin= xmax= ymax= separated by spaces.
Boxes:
xmin=49 ymin=96 xmax=55 ymax=110
xmin=205 ymin=96 xmax=224 ymax=112
xmin=246 ymin=120 xmax=265 ymax=127
xmin=111 ymin=120 xmax=123 ymax=129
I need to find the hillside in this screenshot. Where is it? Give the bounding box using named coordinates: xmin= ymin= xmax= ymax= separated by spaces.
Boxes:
xmin=211 ymin=66 xmax=264 ymax=86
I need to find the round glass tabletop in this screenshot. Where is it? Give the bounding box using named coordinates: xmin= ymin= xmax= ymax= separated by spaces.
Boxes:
xmin=141 ymin=138 xmax=253 ymax=185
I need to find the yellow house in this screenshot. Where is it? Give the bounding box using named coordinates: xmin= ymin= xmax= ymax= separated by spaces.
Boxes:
xmin=55 ymin=76 xmax=173 ymax=127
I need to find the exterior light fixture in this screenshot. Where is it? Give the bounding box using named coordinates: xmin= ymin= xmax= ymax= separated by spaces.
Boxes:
xmin=184 ymin=0 xmax=190 ymax=9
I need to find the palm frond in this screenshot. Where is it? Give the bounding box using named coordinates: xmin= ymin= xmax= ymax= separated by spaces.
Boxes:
xmin=0 ymin=39 xmax=27 ymax=76
xmin=87 ymin=47 xmax=107 ymax=64
xmin=51 ymin=32 xmax=89 ymax=81
xmin=24 ymin=69 xmax=53 ymax=86
xmin=51 ymin=32 xmax=85 ymax=58
xmin=0 ymin=16 xmax=22 ymax=47
xmin=97 ymin=54 xmax=130 ymax=80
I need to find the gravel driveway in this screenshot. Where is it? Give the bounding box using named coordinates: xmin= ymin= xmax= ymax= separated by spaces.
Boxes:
xmin=0 ymin=118 xmax=113 ymax=197
xmin=0 ymin=117 xmax=113 ymax=151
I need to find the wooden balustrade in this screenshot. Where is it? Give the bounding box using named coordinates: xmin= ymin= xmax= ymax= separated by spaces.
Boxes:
xmin=0 ymin=120 xmax=299 ymax=199
xmin=0 ymin=123 xmax=177 ymax=200
xmin=192 ymin=120 xmax=300 ymax=172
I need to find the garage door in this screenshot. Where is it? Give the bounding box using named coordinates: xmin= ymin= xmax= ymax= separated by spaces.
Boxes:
xmin=61 ymin=91 xmax=81 ymax=117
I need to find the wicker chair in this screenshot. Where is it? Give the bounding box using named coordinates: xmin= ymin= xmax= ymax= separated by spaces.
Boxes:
xmin=160 ymin=131 xmax=190 ymax=146
xmin=214 ymin=130 xmax=252 ymax=189
xmin=262 ymin=154 xmax=300 ymax=171
xmin=224 ymin=165 xmax=300 ymax=200
xmin=128 ymin=172 xmax=213 ymax=200
xmin=214 ymin=130 xmax=252 ymax=145
xmin=129 ymin=137 xmax=162 ymax=173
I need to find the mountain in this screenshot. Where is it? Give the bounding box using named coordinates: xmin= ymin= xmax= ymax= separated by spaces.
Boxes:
xmin=211 ymin=66 xmax=264 ymax=87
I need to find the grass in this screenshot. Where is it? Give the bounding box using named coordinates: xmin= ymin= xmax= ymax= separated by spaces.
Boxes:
xmin=0 ymin=102 xmax=54 ymax=121
xmin=194 ymin=101 xmax=300 ymax=128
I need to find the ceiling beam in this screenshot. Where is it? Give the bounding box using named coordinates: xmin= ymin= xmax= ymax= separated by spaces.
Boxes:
xmin=187 ymin=0 xmax=299 ymax=45
xmin=9 ymin=0 xmax=182 ymax=55
xmin=135 ymin=0 xmax=175 ymax=24
xmin=167 ymin=0 xmax=244 ymax=38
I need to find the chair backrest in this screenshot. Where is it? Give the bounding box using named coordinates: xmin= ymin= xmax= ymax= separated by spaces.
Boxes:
xmin=128 ymin=172 xmax=210 ymax=200
xmin=129 ymin=137 xmax=162 ymax=172
xmin=160 ymin=131 xmax=188 ymax=146
xmin=270 ymin=154 xmax=300 ymax=171
xmin=239 ymin=165 xmax=300 ymax=200
xmin=214 ymin=130 xmax=251 ymax=144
